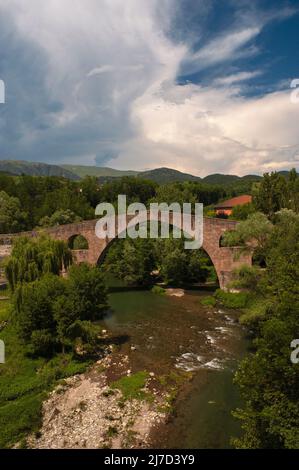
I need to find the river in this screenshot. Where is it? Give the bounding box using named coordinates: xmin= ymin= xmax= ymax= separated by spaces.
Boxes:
xmin=101 ymin=285 xmax=248 ymax=449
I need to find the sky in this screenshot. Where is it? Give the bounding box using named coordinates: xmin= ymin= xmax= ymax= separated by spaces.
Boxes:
xmin=0 ymin=0 xmax=299 ymax=176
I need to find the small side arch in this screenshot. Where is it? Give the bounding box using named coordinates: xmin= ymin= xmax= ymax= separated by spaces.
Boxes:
xmin=68 ymin=234 xmax=89 ymax=250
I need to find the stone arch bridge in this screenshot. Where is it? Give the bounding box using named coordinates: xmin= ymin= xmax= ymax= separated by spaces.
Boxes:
xmin=0 ymin=214 xmax=252 ymax=289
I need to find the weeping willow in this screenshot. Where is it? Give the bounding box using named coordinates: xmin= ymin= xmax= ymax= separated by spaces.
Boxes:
xmin=5 ymin=235 xmax=73 ymax=291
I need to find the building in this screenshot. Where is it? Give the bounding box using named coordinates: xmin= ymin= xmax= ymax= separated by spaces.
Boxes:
xmin=214 ymin=195 xmax=252 ymax=217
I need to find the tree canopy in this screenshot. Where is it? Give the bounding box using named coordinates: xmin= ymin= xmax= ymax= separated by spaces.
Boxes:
xmin=5 ymin=235 xmax=72 ymax=291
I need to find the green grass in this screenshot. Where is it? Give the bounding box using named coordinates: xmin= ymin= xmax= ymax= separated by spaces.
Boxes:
xmin=151 ymin=285 xmax=165 ymax=295
xmin=0 ymin=300 xmax=90 ymax=448
xmin=110 ymin=371 xmax=149 ymax=401
xmin=214 ymin=289 xmax=249 ymax=309
xmin=201 ymin=296 xmax=216 ymax=307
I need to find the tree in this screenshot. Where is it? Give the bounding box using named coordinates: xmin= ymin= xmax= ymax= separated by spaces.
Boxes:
xmin=286 ymin=169 xmax=299 ymax=213
xmin=160 ymin=247 xmax=189 ymax=285
xmin=222 ymin=212 xmax=273 ymax=256
xmin=39 ymin=209 xmax=81 ymax=227
xmin=79 ymin=176 xmax=101 ymax=208
xmin=66 ymin=320 xmax=102 ymax=355
xmin=0 ymin=191 xmax=28 ymax=233
xmin=100 ymin=177 xmax=157 ymax=207
xmin=68 ymin=264 xmax=108 ymax=321
xmin=103 ymin=238 xmax=156 ymax=285
xmin=233 ymin=210 xmax=299 ymax=449
xmin=253 ymin=172 xmax=288 ymax=219
xmin=53 ymin=295 xmax=78 ymax=353
xmin=103 ymin=236 xmax=212 ymax=286
xmin=158 ymin=240 xmax=211 ymax=285
xmin=5 ymin=235 xmax=72 ymax=291
xmin=13 ymin=264 xmax=108 ymax=356
xmin=230 ymin=203 xmax=255 ymax=221
xmin=187 ymin=250 xmax=210 ymax=283
xmin=13 ymin=274 xmax=66 ymax=353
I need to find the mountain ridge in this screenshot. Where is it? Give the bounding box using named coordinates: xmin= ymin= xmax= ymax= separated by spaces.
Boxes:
xmin=0 ymin=160 xmax=296 ymax=185
xmin=0 ymin=160 xmax=80 ymax=180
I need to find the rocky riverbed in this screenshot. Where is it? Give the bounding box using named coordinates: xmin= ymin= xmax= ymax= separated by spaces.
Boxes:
xmin=28 ymin=353 xmax=167 ymax=449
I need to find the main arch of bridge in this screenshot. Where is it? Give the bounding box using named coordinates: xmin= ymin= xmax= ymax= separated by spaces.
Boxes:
xmin=42 ymin=213 xmax=252 ymax=289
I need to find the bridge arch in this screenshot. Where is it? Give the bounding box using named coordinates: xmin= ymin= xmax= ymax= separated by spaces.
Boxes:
xmin=96 ymin=234 xmax=220 ymax=286
xmin=91 ymin=214 xmax=252 ymax=289
xmin=1 ymin=214 xmax=252 ymax=290
xmin=68 ymin=234 xmax=89 ymax=250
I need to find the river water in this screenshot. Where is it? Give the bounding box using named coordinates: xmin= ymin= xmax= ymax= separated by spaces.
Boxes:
xmin=102 ymin=286 xmax=248 ymax=449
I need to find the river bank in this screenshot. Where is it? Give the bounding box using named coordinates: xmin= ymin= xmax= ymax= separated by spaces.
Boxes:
xmin=28 ymin=353 xmax=168 ymax=449
xmin=26 ymin=286 xmax=248 ymax=449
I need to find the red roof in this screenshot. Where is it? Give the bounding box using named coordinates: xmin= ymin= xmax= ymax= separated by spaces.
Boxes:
xmin=215 ymin=194 xmax=252 ymax=209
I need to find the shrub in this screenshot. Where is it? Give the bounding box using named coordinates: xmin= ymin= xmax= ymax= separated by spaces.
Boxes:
xmin=201 ymin=296 xmax=216 ymax=307
xmin=151 ymin=285 xmax=165 ymax=295
xmin=215 ymin=289 xmax=248 ymax=309
xmin=233 ymin=265 xmax=262 ymax=292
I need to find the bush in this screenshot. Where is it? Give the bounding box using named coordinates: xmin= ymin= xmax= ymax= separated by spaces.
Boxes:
xmin=30 ymin=330 xmax=56 ymax=357
xmin=233 ymin=265 xmax=262 ymax=292
xmin=151 ymin=285 xmax=165 ymax=295
xmin=68 ymin=264 xmax=108 ymax=321
xmin=215 ymin=289 xmax=248 ymax=309
xmin=5 ymin=236 xmax=72 ymax=291
xmin=12 ymin=264 xmax=108 ymax=356
xmin=0 ymin=300 xmax=90 ymax=448
xmin=201 ymin=296 xmax=216 ymax=307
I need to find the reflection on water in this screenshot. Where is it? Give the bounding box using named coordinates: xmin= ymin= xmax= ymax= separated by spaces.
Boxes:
xmin=102 ymin=286 xmax=248 ymax=448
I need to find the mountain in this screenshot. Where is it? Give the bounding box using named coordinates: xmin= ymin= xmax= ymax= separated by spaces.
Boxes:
xmin=137 ymin=167 xmax=201 ymax=184
xmin=61 ymin=164 xmax=137 ymax=179
xmin=0 ymin=160 xmax=79 ymax=180
xmin=0 ymin=160 xmax=295 ymax=185
xmin=202 ymin=173 xmax=262 ymax=185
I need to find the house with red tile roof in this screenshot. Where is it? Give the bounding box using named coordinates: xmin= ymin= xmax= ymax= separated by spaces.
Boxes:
xmin=214 ymin=195 xmax=252 ymax=217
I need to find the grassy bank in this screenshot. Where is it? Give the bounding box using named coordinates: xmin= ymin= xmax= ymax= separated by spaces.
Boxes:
xmin=201 ymin=288 xmax=268 ymax=330
xmin=0 ymin=299 xmax=90 ymax=448
xmin=201 ymin=289 xmax=248 ymax=309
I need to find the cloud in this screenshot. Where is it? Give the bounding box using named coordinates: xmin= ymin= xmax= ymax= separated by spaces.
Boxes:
xmin=0 ymin=0 xmax=298 ymax=176
xmin=87 ymin=65 xmax=144 ymax=78
xmin=214 ymin=70 xmax=262 ymax=86
xmin=187 ymin=27 xmax=261 ymax=72
xmin=111 ymin=81 xmax=299 ymax=176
